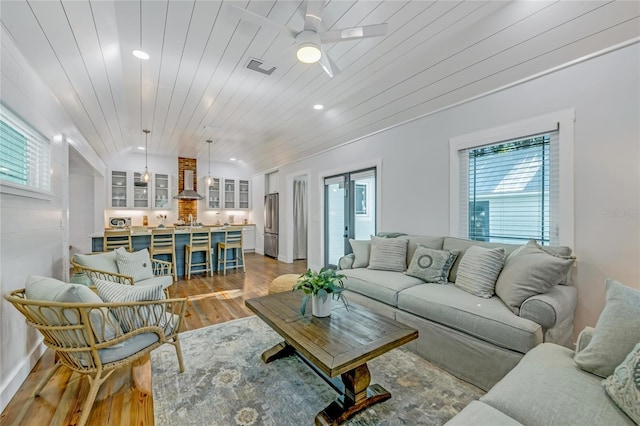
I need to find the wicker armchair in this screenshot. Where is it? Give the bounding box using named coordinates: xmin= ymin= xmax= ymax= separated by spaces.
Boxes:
xmin=5 ymin=288 xmax=186 ymax=426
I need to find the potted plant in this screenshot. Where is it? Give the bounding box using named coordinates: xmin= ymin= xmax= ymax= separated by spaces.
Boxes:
xmin=293 ymin=268 xmax=349 ymax=317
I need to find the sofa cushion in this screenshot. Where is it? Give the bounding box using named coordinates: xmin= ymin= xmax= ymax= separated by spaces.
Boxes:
xmin=349 ymin=239 xmax=371 ymax=268
xmin=481 ymin=343 xmax=635 ymax=426
xmin=73 ymin=251 xmax=119 ymax=274
xmin=495 ymin=240 xmax=576 ymax=314
xmin=443 ymin=237 xmax=519 ymax=283
xmin=405 ymin=246 xmax=459 ymax=284
xmin=574 ymin=279 xmax=640 ymax=378
xmin=445 ymin=401 xmax=523 ymax=426
xmin=603 ymin=342 xmax=640 ymax=424
xmin=401 ymin=235 xmax=445 ymax=268
xmin=342 ymin=268 xmax=423 ymax=307
xmin=25 ymin=275 xmax=122 ymax=345
xmin=115 ymin=248 xmax=154 ymax=281
xmin=397 ymin=283 xmax=542 ymax=353
xmin=367 ymin=237 xmax=408 ymax=272
xmin=454 ymin=246 xmax=505 ymax=298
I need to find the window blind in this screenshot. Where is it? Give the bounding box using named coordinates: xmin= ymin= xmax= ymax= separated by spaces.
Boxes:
xmin=0 ymin=106 xmax=50 ymax=192
xmin=459 ymin=129 xmax=559 ymax=246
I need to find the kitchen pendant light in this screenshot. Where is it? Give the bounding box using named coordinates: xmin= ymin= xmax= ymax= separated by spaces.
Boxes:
xmin=206 ymin=139 xmax=213 ymax=185
xmin=142 ymin=129 xmax=150 ymax=183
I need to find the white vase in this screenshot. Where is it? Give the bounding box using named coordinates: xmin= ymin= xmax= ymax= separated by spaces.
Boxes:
xmin=311 ymin=295 xmax=332 ymax=317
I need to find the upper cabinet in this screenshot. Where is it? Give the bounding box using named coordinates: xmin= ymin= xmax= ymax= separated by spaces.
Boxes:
xmin=108 ymin=170 xmax=171 ymax=210
xmin=205 ymin=177 xmax=250 ymax=210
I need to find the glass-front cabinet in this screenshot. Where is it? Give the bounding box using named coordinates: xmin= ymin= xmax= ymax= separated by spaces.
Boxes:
xmin=224 ymin=178 xmax=235 ymax=209
xmin=154 ymin=173 xmax=170 ymax=209
xmin=206 ymin=177 xmax=221 ymax=209
xmin=239 ymin=179 xmax=250 ymax=209
xmin=110 ymin=170 xmax=128 ymax=208
xmin=133 ymin=172 xmax=150 ymax=208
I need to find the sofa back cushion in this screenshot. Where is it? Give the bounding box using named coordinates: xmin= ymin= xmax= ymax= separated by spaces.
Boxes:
xmin=73 ymin=251 xmax=119 ymax=274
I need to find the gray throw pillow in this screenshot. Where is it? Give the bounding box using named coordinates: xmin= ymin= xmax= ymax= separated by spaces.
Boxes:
xmin=367 ymin=237 xmax=408 ymax=272
xmin=115 ymin=247 xmax=154 ymax=281
xmin=495 ymin=239 xmax=576 ymax=314
xmin=405 ymin=246 xmax=459 ymax=284
xmin=574 ymin=279 xmax=640 ymax=378
xmin=349 ymin=239 xmax=371 ymax=268
xmin=603 ymin=342 xmax=640 ymax=424
xmin=454 ymin=246 xmax=505 ymax=298
xmin=24 ymin=275 xmax=121 ymax=344
xmin=95 ymin=278 xmax=165 ymax=333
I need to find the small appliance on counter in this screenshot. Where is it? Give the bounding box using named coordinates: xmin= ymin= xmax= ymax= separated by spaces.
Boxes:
xmin=109 ymin=217 xmax=132 ymax=228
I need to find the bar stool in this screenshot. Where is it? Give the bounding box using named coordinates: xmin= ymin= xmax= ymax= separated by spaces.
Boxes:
xmin=103 ymin=229 xmax=132 ymax=252
xmin=217 ymin=226 xmax=245 ymax=275
xmin=185 ymin=228 xmax=211 ymax=279
xmin=150 ymin=228 xmax=177 ymax=281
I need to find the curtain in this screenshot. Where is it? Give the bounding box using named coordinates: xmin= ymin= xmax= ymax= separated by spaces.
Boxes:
xmin=293 ymin=180 xmax=308 ymax=260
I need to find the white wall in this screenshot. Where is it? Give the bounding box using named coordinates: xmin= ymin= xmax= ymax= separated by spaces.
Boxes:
xmin=0 ymin=29 xmax=104 ymax=410
xmin=257 ymin=43 xmax=640 ymax=336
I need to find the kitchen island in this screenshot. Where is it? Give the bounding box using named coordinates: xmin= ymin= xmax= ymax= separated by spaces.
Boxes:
xmin=90 ymin=226 xmax=254 ymax=277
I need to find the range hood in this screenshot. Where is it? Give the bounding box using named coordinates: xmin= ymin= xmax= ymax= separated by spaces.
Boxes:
xmin=174 ymin=170 xmax=203 ymax=200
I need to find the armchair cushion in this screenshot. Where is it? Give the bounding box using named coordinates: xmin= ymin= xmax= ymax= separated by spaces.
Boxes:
xmin=24 ymin=275 xmax=121 ymax=343
xmin=136 ymin=275 xmax=173 ymax=290
xmin=115 ymin=248 xmax=154 ymax=281
xmin=73 ymin=251 xmax=119 ymax=274
xmin=95 ymin=279 xmax=165 ymax=333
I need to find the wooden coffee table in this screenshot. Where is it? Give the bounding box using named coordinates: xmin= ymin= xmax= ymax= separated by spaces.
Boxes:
xmin=245 ymin=291 xmax=418 ymax=425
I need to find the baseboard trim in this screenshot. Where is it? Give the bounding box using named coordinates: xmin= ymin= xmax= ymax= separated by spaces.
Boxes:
xmin=0 ymin=340 xmax=46 ymax=412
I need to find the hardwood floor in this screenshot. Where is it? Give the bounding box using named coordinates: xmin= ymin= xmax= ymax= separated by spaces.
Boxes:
xmin=1 ymin=253 xmax=307 ymax=426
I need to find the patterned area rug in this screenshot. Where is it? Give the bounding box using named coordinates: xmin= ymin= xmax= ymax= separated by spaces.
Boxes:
xmin=151 ymin=316 xmax=483 ymax=425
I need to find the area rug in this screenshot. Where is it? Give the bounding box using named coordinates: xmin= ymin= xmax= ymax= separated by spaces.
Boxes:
xmin=151 ymin=316 xmax=483 ymax=425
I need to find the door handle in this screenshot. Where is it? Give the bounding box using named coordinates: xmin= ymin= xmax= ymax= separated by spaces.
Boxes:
xmin=343 ymin=234 xmax=348 ymax=238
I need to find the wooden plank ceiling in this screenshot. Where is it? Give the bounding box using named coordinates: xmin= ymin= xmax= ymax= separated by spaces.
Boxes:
xmin=1 ymin=0 xmax=638 ymax=174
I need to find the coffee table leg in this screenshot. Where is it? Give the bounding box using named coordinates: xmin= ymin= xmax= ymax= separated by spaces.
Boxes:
xmin=261 ymin=341 xmax=295 ymax=364
xmin=315 ymin=363 xmax=391 ymax=426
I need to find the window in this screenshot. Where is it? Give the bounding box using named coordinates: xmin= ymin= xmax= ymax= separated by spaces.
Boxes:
xmin=450 ymin=110 xmax=574 ymax=247
xmin=0 ymin=105 xmax=51 ymax=194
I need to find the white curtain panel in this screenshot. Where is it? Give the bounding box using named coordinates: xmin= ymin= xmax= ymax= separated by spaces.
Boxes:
xmin=293 ymin=180 xmax=308 ymax=260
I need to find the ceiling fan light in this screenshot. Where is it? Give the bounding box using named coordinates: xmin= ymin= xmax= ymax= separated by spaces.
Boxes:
xmin=297 ymin=43 xmax=321 ymax=63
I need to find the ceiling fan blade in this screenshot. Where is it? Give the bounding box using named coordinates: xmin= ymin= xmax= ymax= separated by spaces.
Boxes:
xmin=304 ymin=0 xmax=324 ymax=33
xmin=225 ymin=3 xmax=298 ymax=39
xmin=320 ymin=23 xmax=388 ymax=43
xmin=319 ymin=48 xmax=339 ymax=78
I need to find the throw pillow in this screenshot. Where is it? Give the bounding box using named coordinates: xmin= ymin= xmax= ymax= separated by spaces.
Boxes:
xmin=574 ymin=279 xmax=640 ymax=378
xmin=95 ymin=279 xmax=165 ymax=333
xmin=495 ymin=239 xmax=576 ymax=314
xmin=349 ymin=239 xmax=371 ymax=268
xmin=603 ymin=342 xmax=640 ymax=424
xmin=367 ymin=236 xmax=408 ymax=272
xmin=454 ymin=246 xmax=505 ymax=298
xmin=115 ymin=248 xmax=154 ymax=282
xmin=24 ymin=275 xmax=121 ymax=344
xmin=405 ymin=246 xmax=459 ymax=284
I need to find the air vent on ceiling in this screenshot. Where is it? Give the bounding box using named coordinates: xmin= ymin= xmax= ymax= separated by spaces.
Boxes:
xmin=246 ymin=58 xmax=276 ymax=75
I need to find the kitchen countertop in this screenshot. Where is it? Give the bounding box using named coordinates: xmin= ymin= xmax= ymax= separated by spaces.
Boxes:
xmin=90 ymin=224 xmax=256 ymax=238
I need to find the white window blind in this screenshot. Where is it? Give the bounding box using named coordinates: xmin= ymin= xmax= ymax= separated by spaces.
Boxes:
xmin=458 ymin=129 xmax=559 ymax=245
xmin=0 ymin=106 xmax=50 ymax=192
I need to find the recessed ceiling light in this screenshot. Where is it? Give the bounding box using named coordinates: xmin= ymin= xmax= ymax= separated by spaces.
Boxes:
xmin=313 ymin=104 xmax=324 ymax=110
xmin=137 ymin=146 xmax=145 ymax=150
xmin=132 ymin=50 xmax=150 ymax=60
xmin=230 ymin=158 xmax=237 ymax=162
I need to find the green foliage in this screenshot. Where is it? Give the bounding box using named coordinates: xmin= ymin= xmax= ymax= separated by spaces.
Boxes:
xmin=292 ymin=267 xmax=349 ymax=315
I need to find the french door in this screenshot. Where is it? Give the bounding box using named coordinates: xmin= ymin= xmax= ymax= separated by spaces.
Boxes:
xmin=324 ymin=168 xmax=376 ymax=268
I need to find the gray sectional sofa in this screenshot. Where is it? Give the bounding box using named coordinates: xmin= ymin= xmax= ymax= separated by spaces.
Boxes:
xmin=338 ymin=235 xmax=577 ymax=391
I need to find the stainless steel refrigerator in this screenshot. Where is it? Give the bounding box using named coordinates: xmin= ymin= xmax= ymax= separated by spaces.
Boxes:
xmin=264 ymin=193 xmax=279 ymax=258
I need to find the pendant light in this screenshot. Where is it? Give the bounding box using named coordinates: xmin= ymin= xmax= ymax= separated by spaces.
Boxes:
xmin=142 ymin=129 xmax=150 ymax=182
xmin=205 ymin=139 xmax=213 ymax=185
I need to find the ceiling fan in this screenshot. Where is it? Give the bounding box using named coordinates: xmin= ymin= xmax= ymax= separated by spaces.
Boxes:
xmin=226 ymin=1 xmax=389 ymax=77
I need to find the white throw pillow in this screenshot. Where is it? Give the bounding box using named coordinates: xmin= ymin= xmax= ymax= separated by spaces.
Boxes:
xmin=115 ymin=248 xmax=154 ymax=281
xmin=367 ymin=236 xmax=408 ymax=272
xmin=454 ymin=246 xmax=505 ymax=298
xmin=95 ymin=278 xmax=165 ymax=333
xmin=349 ymin=239 xmax=371 ymax=268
